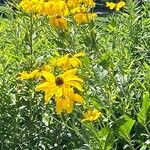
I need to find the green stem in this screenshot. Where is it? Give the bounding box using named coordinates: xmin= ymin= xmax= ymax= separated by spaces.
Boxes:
xmin=29 ymin=14 xmax=33 ymax=68
xmin=144 ymin=124 xmax=150 ymax=137
xmin=53 ymin=116 xmax=90 ymax=148
xmin=82 ymin=123 xmax=101 ymax=145
xmin=127 ymin=139 xmax=135 ymax=150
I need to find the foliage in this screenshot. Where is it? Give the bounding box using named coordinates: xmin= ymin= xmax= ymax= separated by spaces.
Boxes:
xmin=0 ymin=0 xmax=150 ymax=149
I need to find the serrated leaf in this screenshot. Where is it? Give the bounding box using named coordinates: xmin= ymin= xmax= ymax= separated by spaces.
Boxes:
xmin=137 ymin=91 xmax=150 ymax=125
xmin=98 ymin=127 xmax=114 ymax=150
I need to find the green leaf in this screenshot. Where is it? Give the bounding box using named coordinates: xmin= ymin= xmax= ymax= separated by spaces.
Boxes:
xmin=115 ymin=115 xmax=135 ymax=140
xmin=137 ymin=91 xmax=150 ymax=125
xmin=91 ymin=99 xmax=101 ymax=108
xmin=42 ymin=113 xmax=50 ymax=126
xmin=140 ymin=145 xmax=147 ymax=150
xmin=98 ymin=127 xmax=114 ymax=150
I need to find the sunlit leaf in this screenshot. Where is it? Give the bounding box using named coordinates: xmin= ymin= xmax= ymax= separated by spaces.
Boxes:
xmin=115 ymin=115 xmax=135 ymax=140
xmin=137 ymin=91 xmax=150 ymax=125
xmin=98 ymin=127 xmax=114 ymax=150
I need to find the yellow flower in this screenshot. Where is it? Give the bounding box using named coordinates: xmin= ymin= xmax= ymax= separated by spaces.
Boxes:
xmin=19 ymin=0 xmax=96 ymax=27
xmin=82 ymin=109 xmax=101 ymax=122
xmin=33 ymin=0 xmax=53 ymax=15
xmin=56 ymin=97 xmax=74 ymax=114
xmin=56 ymin=88 xmax=83 ymax=114
xmin=35 ymin=64 xmax=52 ymax=79
xmin=19 ymin=0 xmax=38 ymax=13
xmin=106 ymin=1 xmax=125 ymax=11
xmin=116 ymin=1 xmax=126 ymax=11
xmin=19 ymin=0 xmax=69 ymax=16
xmin=70 ymin=6 xmax=87 ymax=14
xmin=56 ymin=88 xmax=84 ymax=114
xmin=35 ymin=69 xmax=83 ymax=103
xmin=74 ymin=13 xmax=97 ymax=24
xmin=54 ymin=1 xmax=69 ymax=16
xmin=18 ymin=70 xmax=39 ymax=80
xmin=18 ymin=64 xmax=52 ymax=80
xmin=82 ymin=0 xmax=95 ymax=8
xmin=67 ymin=0 xmax=81 ymax=9
xmin=106 ymin=2 xmax=116 ymax=10
xmin=53 ymin=52 xmax=85 ymax=70
xmin=49 ymin=16 xmax=68 ymax=29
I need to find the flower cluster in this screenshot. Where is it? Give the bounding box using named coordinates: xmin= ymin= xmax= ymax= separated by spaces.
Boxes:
xmin=82 ymin=109 xmax=101 ymax=122
xmin=19 ymin=0 xmax=97 ymax=28
xmin=19 ymin=52 xmax=85 ymax=114
xmin=106 ymin=1 xmax=126 ymax=11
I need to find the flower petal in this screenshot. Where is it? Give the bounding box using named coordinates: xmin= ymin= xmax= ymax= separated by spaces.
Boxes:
xmin=44 ymin=88 xmax=56 ymax=103
xmin=66 ymin=81 xmax=83 ymax=91
xmin=62 ymin=69 xmax=77 ymax=77
xmin=73 ymin=93 xmax=84 ymax=103
xmin=74 ymin=52 xmax=85 ymax=57
xmin=55 ymin=87 xmax=63 ymax=98
xmin=41 ymin=71 xmax=55 ymax=82
xmin=35 ymin=82 xmax=50 ymax=91
xmin=64 ymin=75 xmax=83 ymax=83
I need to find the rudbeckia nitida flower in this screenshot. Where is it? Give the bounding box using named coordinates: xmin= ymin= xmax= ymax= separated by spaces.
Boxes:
xmin=49 ymin=16 xmax=68 ymax=29
xmin=115 ymin=1 xmax=126 ymax=11
xmin=19 ymin=0 xmax=38 ymax=13
xmin=106 ymin=2 xmax=116 ymax=10
xmin=106 ymin=1 xmax=125 ymax=11
xmin=56 ymin=88 xmax=84 ymax=114
xmin=53 ymin=52 xmax=85 ymax=70
xmin=35 ymin=69 xmax=83 ymax=103
xmin=18 ymin=70 xmax=39 ymax=80
xmin=74 ymin=13 xmax=97 ymax=24
xmin=18 ymin=65 xmax=52 ymax=80
xmin=82 ymin=109 xmax=101 ymax=122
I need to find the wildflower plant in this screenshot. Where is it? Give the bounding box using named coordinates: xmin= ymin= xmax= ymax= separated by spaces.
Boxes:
xmin=1 ymin=0 xmax=150 ymax=149
xmin=19 ymin=0 xmax=97 ymax=28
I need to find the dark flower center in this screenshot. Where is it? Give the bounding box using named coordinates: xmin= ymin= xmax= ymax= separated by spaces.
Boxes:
xmin=56 ymin=15 xmax=61 ymax=19
xmin=80 ymin=2 xmax=84 ymax=5
xmin=68 ymin=54 xmax=72 ymax=58
xmin=55 ymin=76 xmax=64 ymax=86
xmin=43 ymin=0 xmax=49 ymax=2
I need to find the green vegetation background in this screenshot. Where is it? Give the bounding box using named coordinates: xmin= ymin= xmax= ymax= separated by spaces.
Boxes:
xmin=0 ymin=1 xmax=150 ymax=149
